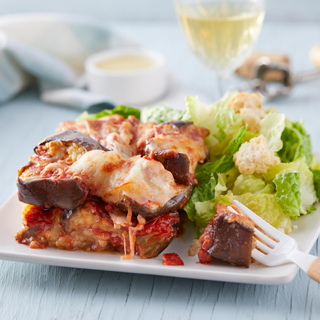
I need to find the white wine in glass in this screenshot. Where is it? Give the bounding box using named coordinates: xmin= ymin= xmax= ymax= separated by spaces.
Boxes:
xmin=175 ymin=0 xmax=265 ymax=92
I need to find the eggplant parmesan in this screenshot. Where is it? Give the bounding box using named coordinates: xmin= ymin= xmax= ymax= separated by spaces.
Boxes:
xmin=16 ymin=115 xmax=209 ymax=259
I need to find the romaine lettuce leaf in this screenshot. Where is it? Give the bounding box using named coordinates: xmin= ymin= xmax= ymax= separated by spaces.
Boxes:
xmin=196 ymin=155 xmax=234 ymax=176
xmin=266 ymin=106 xmax=281 ymax=114
xmin=225 ymin=166 xmax=240 ymax=190
xmin=312 ymin=169 xmax=320 ymax=200
xmin=141 ymin=105 xmax=183 ymax=123
xmin=274 ymin=172 xmax=301 ymax=219
xmin=183 ymin=172 xmax=216 ymax=222
xmin=215 ymin=173 xmax=227 ymax=197
xmin=182 ymin=92 xmax=240 ymax=148
xmin=260 ymin=112 xmax=285 ymax=152
xmin=214 ymin=108 xmax=242 ymax=142
xmin=196 ymin=126 xmax=247 ymax=176
xmin=278 ymin=119 xmax=312 ymax=165
xmin=77 ymin=105 xmax=141 ymax=121
xmin=233 ymin=174 xmax=274 ymax=195
xmin=263 ymin=157 xmax=317 ymax=214
xmin=224 ymin=126 xmax=247 ymax=154
xmin=194 ymin=193 xmax=234 ymax=237
xmin=272 ymin=212 xmax=293 ymax=234
xmin=236 ymin=193 xmax=292 ymax=233
xmin=242 ymin=131 xmax=259 ymax=143
xmin=310 ymin=157 xmax=320 ymax=170
xmin=307 ymin=204 xmax=317 ymax=214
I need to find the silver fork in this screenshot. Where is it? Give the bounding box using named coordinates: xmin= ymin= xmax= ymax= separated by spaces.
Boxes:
xmin=228 ymin=200 xmax=320 ymax=283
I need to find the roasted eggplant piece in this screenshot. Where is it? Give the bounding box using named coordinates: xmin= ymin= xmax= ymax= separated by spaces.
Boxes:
xmin=198 ymin=204 xmax=255 ymax=268
xmin=35 ymin=129 xmax=108 ymax=155
xmin=136 ymin=212 xmax=180 ymax=258
xmin=151 ymin=150 xmax=190 ymax=185
xmin=140 ymin=121 xmax=209 ymax=184
xmin=17 ymin=178 xmax=89 ymax=210
xmin=117 ymin=190 xmax=189 ymax=220
xmin=144 ymin=138 xmax=191 ymax=185
xmin=162 ymin=121 xmax=193 ymax=130
xmin=17 ymin=130 xmax=107 ymax=210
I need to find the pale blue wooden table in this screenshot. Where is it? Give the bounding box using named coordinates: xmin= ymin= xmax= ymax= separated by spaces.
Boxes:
xmin=1 ymin=22 xmax=320 ymax=319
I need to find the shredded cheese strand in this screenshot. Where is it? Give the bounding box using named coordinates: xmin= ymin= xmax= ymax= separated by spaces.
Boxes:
xmin=120 ymin=214 xmax=146 ymax=260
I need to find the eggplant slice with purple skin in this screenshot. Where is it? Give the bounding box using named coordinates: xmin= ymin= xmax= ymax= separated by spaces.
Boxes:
xmin=34 ymin=129 xmax=109 ymax=154
xmin=143 ymin=121 xmax=195 ymax=185
xmin=117 ymin=189 xmax=190 ymax=220
xmin=162 ymin=120 xmax=193 ymax=130
xmin=17 ymin=130 xmax=108 ymax=210
xmin=151 ymin=151 xmax=190 ymax=185
xmin=17 ymin=178 xmax=89 ymax=210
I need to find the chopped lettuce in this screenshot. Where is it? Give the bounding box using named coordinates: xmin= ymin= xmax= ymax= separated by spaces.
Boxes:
xmin=266 ymin=106 xmax=281 ymax=114
xmin=182 ymin=92 xmax=240 ymax=150
xmin=141 ymin=105 xmax=183 ymax=123
xmin=307 ymin=204 xmax=317 ymax=214
xmin=196 ymin=155 xmax=235 ymax=176
xmin=260 ymin=112 xmax=286 ymax=152
xmin=77 ymin=105 xmax=141 ymax=121
xmin=310 ymin=157 xmax=320 ymax=170
xmin=264 ymin=157 xmax=317 ymax=214
xmin=274 ymin=172 xmax=301 ymax=219
xmin=242 ymin=131 xmax=259 ymax=144
xmin=215 ymin=173 xmax=228 ymax=198
xmin=224 ymin=126 xmax=247 ymax=154
xmin=233 ymin=174 xmax=274 ymax=195
xmin=196 ymin=126 xmax=247 ymax=176
xmin=236 ymin=193 xmax=292 ymax=233
xmin=312 ymin=169 xmax=320 ymax=200
xmin=278 ymin=119 xmax=312 ymax=166
xmin=184 ymin=172 xmax=216 ymax=222
xmin=194 ymin=193 xmax=234 ymax=237
xmin=225 ymin=166 xmax=240 ymax=190
xmin=214 ymin=108 xmax=243 ymax=143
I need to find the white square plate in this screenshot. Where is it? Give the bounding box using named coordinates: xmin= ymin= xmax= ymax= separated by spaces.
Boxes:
xmin=1 ymin=191 xmax=320 ymax=285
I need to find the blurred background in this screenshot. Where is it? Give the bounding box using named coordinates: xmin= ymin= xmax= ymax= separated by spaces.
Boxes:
xmin=0 ymin=0 xmax=319 ymax=22
xmin=0 ymin=0 xmax=319 ymax=115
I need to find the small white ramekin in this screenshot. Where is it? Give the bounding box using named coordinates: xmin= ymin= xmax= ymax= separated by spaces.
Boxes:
xmin=85 ymin=48 xmax=168 ymax=106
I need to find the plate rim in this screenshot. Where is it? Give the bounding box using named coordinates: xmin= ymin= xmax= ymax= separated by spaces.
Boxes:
xmin=1 ymin=191 xmax=319 ymax=285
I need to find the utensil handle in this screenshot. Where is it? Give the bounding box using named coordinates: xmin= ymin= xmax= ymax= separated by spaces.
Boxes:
xmin=307 ymin=257 xmax=320 ymax=283
xmin=294 ymin=69 xmax=320 ymax=84
xmin=288 ymin=250 xmax=319 ymax=283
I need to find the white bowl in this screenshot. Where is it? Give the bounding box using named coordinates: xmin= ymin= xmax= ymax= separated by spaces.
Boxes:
xmin=85 ymin=48 xmax=168 ymax=105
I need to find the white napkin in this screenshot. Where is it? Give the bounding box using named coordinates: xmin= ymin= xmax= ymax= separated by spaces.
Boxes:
xmin=0 ymin=14 xmax=135 ymax=108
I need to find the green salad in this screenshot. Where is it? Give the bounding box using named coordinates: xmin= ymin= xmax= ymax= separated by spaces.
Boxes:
xmin=78 ymin=92 xmax=320 ymax=238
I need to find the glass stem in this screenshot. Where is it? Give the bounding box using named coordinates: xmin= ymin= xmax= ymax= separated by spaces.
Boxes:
xmin=217 ymin=75 xmax=229 ymax=98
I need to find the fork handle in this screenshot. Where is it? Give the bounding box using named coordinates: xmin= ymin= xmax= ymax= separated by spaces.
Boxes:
xmin=288 ymin=250 xmax=320 ymax=283
xmin=307 ymin=258 xmax=320 ymax=283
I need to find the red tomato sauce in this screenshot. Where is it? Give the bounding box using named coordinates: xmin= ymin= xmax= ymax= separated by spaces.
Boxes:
xmin=136 ymin=212 xmax=179 ymax=238
xmin=162 ymin=253 xmax=184 ymax=266
xmin=24 ymin=206 xmax=54 ymax=232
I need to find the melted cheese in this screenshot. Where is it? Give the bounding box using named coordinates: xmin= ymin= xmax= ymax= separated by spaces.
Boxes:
xmin=144 ymin=123 xmax=208 ymax=172
xmin=121 ymin=214 xmax=146 ymax=260
xmin=68 ymin=150 xmax=181 ymax=210
xmin=56 ymin=115 xmax=154 ymax=159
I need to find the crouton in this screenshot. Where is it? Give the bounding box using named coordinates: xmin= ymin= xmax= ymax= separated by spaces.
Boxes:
xmin=240 ymin=107 xmax=266 ymax=133
xmin=233 ymin=135 xmax=280 ymax=174
xmin=228 ymin=92 xmax=263 ymax=113
xmin=228 ymin=92 xmax=266 ymax=133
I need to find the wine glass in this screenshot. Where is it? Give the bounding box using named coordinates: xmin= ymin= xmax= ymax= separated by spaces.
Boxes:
xmin=175 ymin=0 xmax=265 ymax=95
